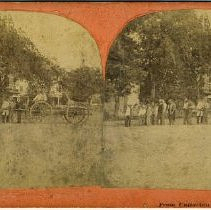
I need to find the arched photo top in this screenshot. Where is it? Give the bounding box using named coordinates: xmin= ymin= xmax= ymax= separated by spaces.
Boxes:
xmin=105 ymin=9 xmax=211 ymax=104
xmin=103 ymin=9 xmax=211 ymax=190
xmin=0 ymin=11 xmax=103 ymax=103
xmin=0 ymin=11 xmax=102 ymax=71
xmin=0 ymin=11 xmax=103 ymax=189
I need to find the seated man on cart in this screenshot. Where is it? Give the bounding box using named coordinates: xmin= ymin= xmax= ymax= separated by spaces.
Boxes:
xmin=33 ymin=90 xmax=47 ymax=103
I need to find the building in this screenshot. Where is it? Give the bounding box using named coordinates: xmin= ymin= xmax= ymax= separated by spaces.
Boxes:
xmin=49 ymin=78 xmax=63 ymax=106
xmin=14 ymin=79 xmax=28 ymax=96
xmin=7 ymin=74 xmax=29 ymax=96
xmin=104 ymin=83 xmax=140 ymax=119
xmin=202 ymin=73 xmax=211 ymax=103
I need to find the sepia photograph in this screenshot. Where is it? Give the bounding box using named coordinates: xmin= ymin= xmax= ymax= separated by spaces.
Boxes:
xmin=1 ymin=2 xmax=211 ymax=207
xmin=104 ymin=9 xmax=211 ymax=189
xmin=0 ymin=11 xmax=103 ymax=189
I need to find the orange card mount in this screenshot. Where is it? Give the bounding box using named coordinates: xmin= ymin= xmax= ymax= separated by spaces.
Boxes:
xmin=0 ymin=2 xmax=210 ymax=207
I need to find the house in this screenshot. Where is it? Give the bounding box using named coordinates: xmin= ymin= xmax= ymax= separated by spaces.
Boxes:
xmin=104 ymin=83 xmax=140 ymax=119
xmin=14 ymin=79 xmax=28 ymax=96
xmin=49 ymin=79 xmax=63 ymax=106
xmin=202 ymin=73 xmax=211 ymax=102
xmin=7 ymin=74 xmax=66 ymax=106
xmin=7 ymin=74 xmax=29 ymax=96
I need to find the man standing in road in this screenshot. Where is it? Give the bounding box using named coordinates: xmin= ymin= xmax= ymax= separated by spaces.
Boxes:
xmin=151 ymin=101 xmax=158 ymax=125
xmin=124 ymin=83 xmax=140 ymax=127
xmin=196 ymin=98 xmax=204 ymax=124
xmin=138 ymin=102 xmax=146 ymax=126
xmin=157 ymin=99 xmax=166 ymax=125
xmin=1 ymin=95 xmax=10 ymax=123
xmin=183 ymin=98 xmax=194 ymax=125
xmin=167 ymin=99 xmax=176 ymax=125
xmin=202 ymin=97 xmax=209 ymax=124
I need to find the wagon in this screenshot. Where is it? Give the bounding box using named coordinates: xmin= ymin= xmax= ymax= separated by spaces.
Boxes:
xmin=13 ymin=92 xmax=90 ymax=125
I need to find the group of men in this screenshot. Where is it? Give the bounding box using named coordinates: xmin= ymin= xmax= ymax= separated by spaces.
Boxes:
xmin=125 ymin=97 xmax=210 ymax=127
xmin=0 ymin=95 xmax=23 ymax=123
xmin=179 ymin=97 xmax=209 ymax=125
xmin=0 ymin=91 xmax=47 ymax=124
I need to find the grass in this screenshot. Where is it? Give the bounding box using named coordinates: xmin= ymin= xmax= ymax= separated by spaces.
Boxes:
xmin=103 ymin=121 xmax=211 ymax=190
xmin=1 ymin=109 xmax=210 ymax=190
xmin=0 ymin=110 xmax=103 ymax=189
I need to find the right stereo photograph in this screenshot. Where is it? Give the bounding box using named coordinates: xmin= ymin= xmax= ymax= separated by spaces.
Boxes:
xmin=103 ymin=9 xmax=211 ymax=190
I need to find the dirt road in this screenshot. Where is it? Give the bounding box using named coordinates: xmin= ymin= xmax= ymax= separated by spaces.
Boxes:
xmin=1 ymin=111 xmax=211 ymax=190
xmin=0 ymin=111 xmax=103 ymax=189
xmin=103 ymin=122 xmax=211 ymax=190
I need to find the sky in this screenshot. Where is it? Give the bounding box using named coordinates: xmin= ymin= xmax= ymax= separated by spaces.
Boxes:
xmin=0 ymin=11 xmax=102 ymax=71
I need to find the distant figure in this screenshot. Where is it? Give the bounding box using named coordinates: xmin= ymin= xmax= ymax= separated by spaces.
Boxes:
xmin=33 ymin=91 xmax=47 ymax=102
xmin=138 ymin=103 xmax=146 ymax=126
xmin=151 ymin=101 xmax=158 ymax=125
xmin=16 ymin=97 xmax=24 ymax=123
xmin=183 ymin=98 xmax=194 ymax=125
xmin=1 ymin=96 xmax=10 ymax=123
xmin=196 ymin=98 xmax=204 ymax=124
xmin=157 ymin=99 xmax=166 ymax=125
xmin=125 ymin=83 xmax=140 ymax=127
xmin=125 ymin=105 xmax=132 ymax=127
xmin=167 ymin=99 xmax=176 ymax=125
xmin=203 ymin=97 xmax=209 ymax=124
xmin=103 ymin=108 xmax=110 ymax=121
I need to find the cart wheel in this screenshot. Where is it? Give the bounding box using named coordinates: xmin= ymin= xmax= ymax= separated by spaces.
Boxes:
xmin=30 ymin=101 xmax=52 ymax=122
xmin=64 ymin=105 xmax=89 ymax=125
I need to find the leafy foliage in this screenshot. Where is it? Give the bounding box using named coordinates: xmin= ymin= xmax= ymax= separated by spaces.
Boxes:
xmin=0 ymin=15 xmax=103 ymax=103
xmin=0 ymin=15 xmax=61 ymax=96
xmin=61 ymin=67 xmax=103 ymax=102
xmin=106 ymin=10 xmax=211 ymax=102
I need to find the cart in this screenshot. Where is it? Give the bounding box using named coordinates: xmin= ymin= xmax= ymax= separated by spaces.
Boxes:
xmin=14 ymin=92 xmax=90 ymax=125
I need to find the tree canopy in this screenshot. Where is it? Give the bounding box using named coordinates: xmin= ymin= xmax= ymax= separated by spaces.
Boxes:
xmin=106 ymin=10 xmax=211 ymax=103
xmin=0 ymin=15 xmax=62 ymax=96
xmin=0 ymin=15 xmax=102 ymax=102
xmin=61 ymin=67 xmax=103 ymax=102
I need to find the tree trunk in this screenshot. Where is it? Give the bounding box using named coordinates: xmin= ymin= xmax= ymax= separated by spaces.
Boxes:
xmin=139 ymin=83 xmax=142 ymax=102
xmin=123 ymin=95 xmax=128 ymax=113
xmin=196 ymin=75 xmax=202 ymax=99
xmin=114 ymin=95 xmax=120 ymax=119
xmin=197 ymin=83 xmax=200 ymax=99
xmin=151 ymin=81 xmax=156 ymax=101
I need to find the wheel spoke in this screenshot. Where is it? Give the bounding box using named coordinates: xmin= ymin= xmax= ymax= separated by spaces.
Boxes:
xmin=30 ymin=101 xmax=52 ymax=122
xmin=64 ymin=106 xmax=88 ymax=125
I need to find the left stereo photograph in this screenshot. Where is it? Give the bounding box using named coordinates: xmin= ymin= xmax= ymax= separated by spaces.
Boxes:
xmin=0 ymin=11 xmax=103 ymax=189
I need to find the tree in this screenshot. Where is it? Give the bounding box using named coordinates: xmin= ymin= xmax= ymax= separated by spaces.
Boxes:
xmin=61 ymin=67 xmax=103 ymax=102
xmin=106 ymin=31 xmax=148 ymax=116
xmin=0 ymin=15 xmax=62 ymax=96
xmin=106 ymin=10 xmax=211 ymax=117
